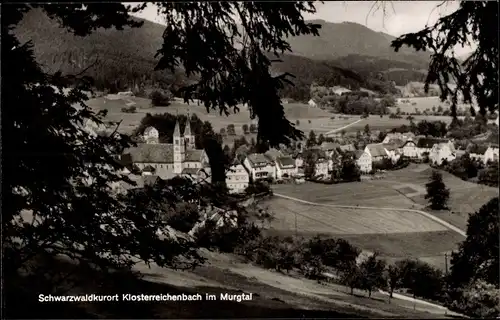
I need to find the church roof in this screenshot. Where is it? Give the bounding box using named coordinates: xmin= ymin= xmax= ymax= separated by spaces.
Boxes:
xmin=173 ymin=120 xmax=181 ymax=137
xmin=185 ymin=150 xmax=205 ymax=162
xmin=184 ymin=118 xmax=192 ymax=136
xmin=124 ymin=143 xmax=174 ymax=163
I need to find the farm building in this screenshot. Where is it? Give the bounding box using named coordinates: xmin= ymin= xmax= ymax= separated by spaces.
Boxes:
xmin=382 ymin=132 xmax=415 ymax=144
xmin=308 ymin=99 xmax=318 ymax=107
xmin=382 ymin=143 xmax=402 ymax=163
xmin=275 ymin=156 xmax=298 ymax=180
xmin=467 ymin=145 xmax=488 ymax=162
xmin=416 ymin=137 xmax=452 ymax=157
xmin=401 ymin=140 xmax=419 ymax=159
xmin=339 ymin=144 xmax=356 ymax=153
xmin=484 ymin=145 xmax=499 ymax=164
xmin=429 ymin=143 xmax=456 ymax=165
xmin=354 ymin=150 xmax=372 ymax=173
xmin=243 ymin=153 xmax=276 ymax=181
xmin=123 ymin=122 xmax=209 ymax=180
xmin=226 ymin=160 xmax=250 ymax=194
xmin=364 ymin=144 xmax=389 ymax=162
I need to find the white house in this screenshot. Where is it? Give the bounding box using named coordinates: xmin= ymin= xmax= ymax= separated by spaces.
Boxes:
xmin=401 ymin=140 xmax=419 ymax=159
xmin=382 ymin=143 xmax=401 ymax=163
xmin=429 ymin=143 xmax=456 ymax=165
xmin=468 ymin=145 xmax=488 ymax=162
xmin=354 ymin=150 xmax=372 ymax=173
xmin=364 ymin=144 xmax=389 ymax=162
xmin=308 ymin=99 xmax=317 ymax=108
xmin=483 ymin=146 xmax=499 ymax=165
xmin=225 ymin=161 xmax=250 ymax=194
xmin=275 ymin=156 xmax=298 ymax=180
xmin=416 ymin=138 xmax=452 ymax=158
xmin=243 ymin=153 xmax=276 ymax=181
xmin=315 ymin=159 xmax=329 ymax=177
xmin=143 ymin=126 xmax=160 ymax=144
xmin=332 ymin=86 xmax=352 ymax=96
xmin=293 ymin=152 xmax=304 ymax=168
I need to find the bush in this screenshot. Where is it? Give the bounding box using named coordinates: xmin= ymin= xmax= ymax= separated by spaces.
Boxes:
xmin=121 ymin=106 xmax=136 ymax=113
xmin=149 ymin=89 xmax=172 ymax=107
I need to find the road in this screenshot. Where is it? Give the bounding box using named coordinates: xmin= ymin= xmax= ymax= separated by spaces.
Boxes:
xmin=272 ymin=192 xmax=468 ymax=317
xmin=325 ymin=119 xmax=363 ymax=136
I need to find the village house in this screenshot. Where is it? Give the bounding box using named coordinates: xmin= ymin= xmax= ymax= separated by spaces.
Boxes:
xmin=382 ymin=132 xmax=415 ymax=144
xmin=416 ymin=137 xmax=452 ymax=158
xmin=181 ymin=167 xmax=212 ymax=184
xmin=225 ymin=160 xmax=250 ymax=194
xmin=143 ymin=126 xmax=160 ymax=144
xmin=315 ymin=159 xmax=329 ymax=177
xmin=123 ymin=122 xmax=209 ymax=180
xmin=293 ymin=152 xmax=304 ymax=169
xmin=429 ymin=143 xmax=456 ymax=165
xmin=243 ymin=153 xmax=276 ymax=181
xmin=275 ymin=156 xmax=298 ymax=180
xmin=354 ymin=150 xmax=372 ymax=173
xmin=382 ymin=143 xmax=401 ymax=163
xmin=467 ymin=145 xmax=488 ymax=162
xmin=401 ymin=140 xmax=419 ymax=159
xmin=483 ymin=145 xmax=499 ymax=165
xmin=364 ymin=144 xmax=389 ymax=163
xmin=339 ymin=144 xmax=356 ymax=153
xmin=320 ymin=142 xmax=341 ymax=158
xmin=308 ymin=99 xmax=317 ymax=108
xmin=332 ymin=86 xmax=352 ymax=96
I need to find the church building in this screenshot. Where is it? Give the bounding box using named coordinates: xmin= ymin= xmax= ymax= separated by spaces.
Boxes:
xmin=123 ymin=119 xmax=209 ymax=180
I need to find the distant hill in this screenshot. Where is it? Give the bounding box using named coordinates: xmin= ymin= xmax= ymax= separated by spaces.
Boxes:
xmin=287 ymin=20 xmax=429 ymax=65
xmin=14 ymin=9 xmax=418 ymax=100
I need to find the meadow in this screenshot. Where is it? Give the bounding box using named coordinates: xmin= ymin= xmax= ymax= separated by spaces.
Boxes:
xmin=87 ymin=95 xmax=457 ymax=142
xmin=269 ymin=164 xmax=498 ymax=270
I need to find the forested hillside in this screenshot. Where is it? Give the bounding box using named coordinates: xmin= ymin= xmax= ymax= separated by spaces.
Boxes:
xmin=14 ymin=9 xmax=419 ymax=100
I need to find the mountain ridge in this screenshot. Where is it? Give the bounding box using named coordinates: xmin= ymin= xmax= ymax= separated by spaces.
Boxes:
xmin=13 ymin=8 xmax=427 ymax=98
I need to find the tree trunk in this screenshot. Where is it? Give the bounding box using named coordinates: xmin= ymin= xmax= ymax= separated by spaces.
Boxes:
xmin=350 ymin=286 xmax=354 ymax=295
xmin=368 ymin=289 xmax=372 ymax=298
xmin=389 ymin=289 xmax=393 ymax=298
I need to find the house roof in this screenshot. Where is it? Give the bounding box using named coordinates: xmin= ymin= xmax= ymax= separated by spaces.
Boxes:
xmin=354 ymin=150 xmax=365 ymax=160
xmin=276 ymin=156 xmax=296 ymax=168
xmin=264 ymin=148 xmax=283 ymax=161
xmin=339 ymin=144 xmax=355 ymax=152
xmin=144 ymin=126 xmax=157 ymax=135
xmin=401 ymin=140 xmax=417 ymax=147
xmin=181 ymin=168 xmax=200 ymax=175
xmin=383 ymin=143 xmax=399 ymax=151
xmin=417 ymin=138 xmax=449 ymax=148
xmin=143 ymin=175 xmax=160 ymax=186
xmin=468 ymin=145 xmax=489 ymax=155
xmin=366 ymin=144 xmax=388 ymax=157
xmin=246 ymin=153 xmax=272 ymax=167
xmin=143 ymin=165 xmax=156 ymax=172
xmin=321 ymin=142 xmax=340 ymax=151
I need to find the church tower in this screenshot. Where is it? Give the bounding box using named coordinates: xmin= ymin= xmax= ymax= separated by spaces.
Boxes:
xmin=173 ymin=119 xmax=184 ymax=174
xmin=184 ymin=114 xmax=196 ymax=150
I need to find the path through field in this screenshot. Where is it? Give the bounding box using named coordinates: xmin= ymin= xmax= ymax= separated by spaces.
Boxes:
xmin=325 ymin=119 xmax=363 ymax=136
xmin=270 ymin=193 xmax=467 ymax=316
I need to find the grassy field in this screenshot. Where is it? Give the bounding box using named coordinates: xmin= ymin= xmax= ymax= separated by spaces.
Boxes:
xmin=393 ymin=96 xmax=473 ymax=113
xmin=86 ymin=95 xmax=458 ymax=138
xmin=269 ymin=164 xmax=498 ymax=270
xmin=264 ymin=198 xmax=447 ymax=234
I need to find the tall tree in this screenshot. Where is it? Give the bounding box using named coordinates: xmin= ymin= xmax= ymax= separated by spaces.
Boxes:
xmin=449 ymin=197 xmax=499 ymax=289
xmin=391 ymin=1 xmax=498 ymax=117
xmin=306 ymin=130 xmax=317 ymax=147
xmin=424 ymin=170 xmax=450 ymax=210
xmin=359 ymin=253 xmax=387 ymax=297
xmin=303 ymin=151 xmax=317 ymax=179
xmin=4 ymin=3 xmax=322 ymax=317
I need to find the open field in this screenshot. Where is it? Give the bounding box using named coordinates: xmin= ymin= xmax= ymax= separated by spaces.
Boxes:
xmin=393 ymin=96 xmax=474 ymax=113
xmin=270 ymin=164 xmax=498 ymax=270
xmin=265 ymin=198 xmax=448 ymax=235
xmin=87 ymin=96 xmax=459 ymax=138
xmin=274 ymin=164 xmax=498 ymax=231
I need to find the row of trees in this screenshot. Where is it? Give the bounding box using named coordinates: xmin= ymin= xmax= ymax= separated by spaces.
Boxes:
xmin=220 ymin=123 xmax=258 ymax=137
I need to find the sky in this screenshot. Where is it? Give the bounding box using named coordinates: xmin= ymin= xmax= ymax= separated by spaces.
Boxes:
xmin=130 ymin=1 xmax=474 ymax=57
